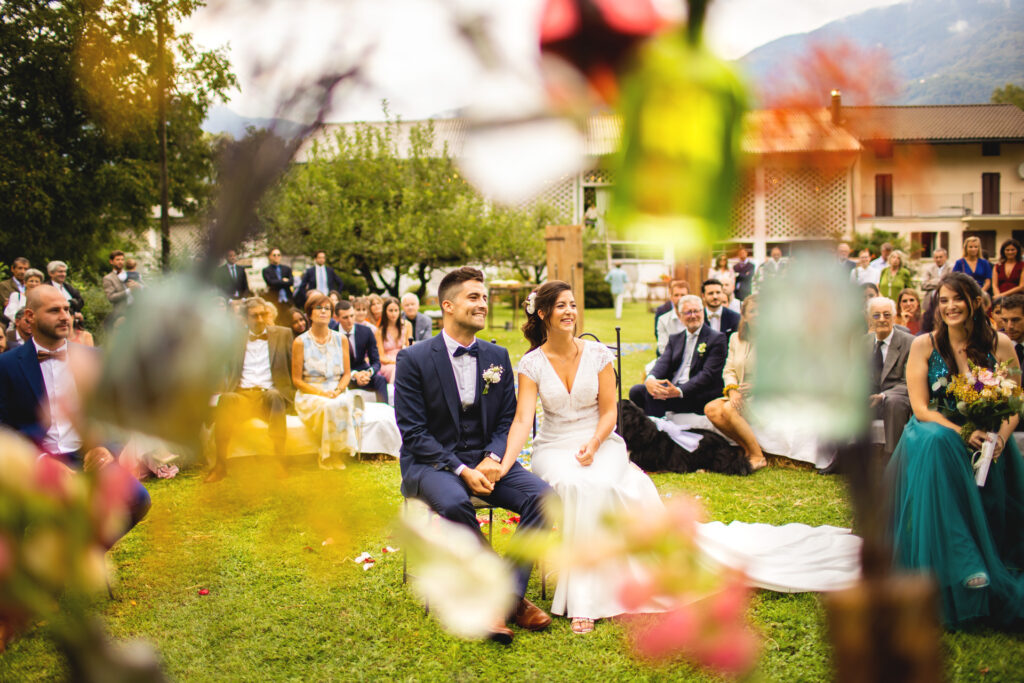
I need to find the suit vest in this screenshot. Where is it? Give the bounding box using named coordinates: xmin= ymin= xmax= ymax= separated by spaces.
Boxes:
xmin=456 ymin=399 xmax=486 ymax=453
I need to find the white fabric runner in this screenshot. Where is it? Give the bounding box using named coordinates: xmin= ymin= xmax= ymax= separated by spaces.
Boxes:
xmin=650 ymin=416 xmax=703 ymax=452
xmin=697 ymin=521 xmax=862 ymax=593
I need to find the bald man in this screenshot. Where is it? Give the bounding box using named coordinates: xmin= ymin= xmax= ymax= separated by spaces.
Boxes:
xmin=0 ymin=286 xmax=150 ymax=536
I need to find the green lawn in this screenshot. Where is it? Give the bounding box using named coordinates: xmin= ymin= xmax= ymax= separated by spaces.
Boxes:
xmin=2 ymin=303 xmax=1022 ymax=681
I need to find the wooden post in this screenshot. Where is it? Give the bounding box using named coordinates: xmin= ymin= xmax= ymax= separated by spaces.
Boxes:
xmin=545 ymin=225 xmax=585 ymax=331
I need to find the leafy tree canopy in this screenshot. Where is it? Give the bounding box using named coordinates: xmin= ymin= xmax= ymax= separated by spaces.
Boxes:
xmin=992 ymin=83 xmax=1024 ymax=110
xmin=0 ymin=0 xmax=235 ymax=280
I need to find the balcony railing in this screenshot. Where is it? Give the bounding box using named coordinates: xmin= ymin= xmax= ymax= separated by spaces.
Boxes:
xmin=961 ymin=192 xmax=1024 ymax=217
xmin=861 ymin=192 xmax=1024 ymax=218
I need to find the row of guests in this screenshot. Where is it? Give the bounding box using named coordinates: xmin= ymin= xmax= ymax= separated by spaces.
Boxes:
xmin=1 ymin=258 xmax=85 ymax=328
xmin=205 ymin=293 xmax=426 ymax=482
xmin=629 ymin=283 xmax=927 ymax=470
xmin=706 ymin=245 xmax=786 ymax=301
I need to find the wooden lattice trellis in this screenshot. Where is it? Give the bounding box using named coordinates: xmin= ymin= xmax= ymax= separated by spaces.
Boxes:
xmin=520 ymin=175 xmax=577 ymax=224
xmin=765 ymin=166 xmax=847 ymax=239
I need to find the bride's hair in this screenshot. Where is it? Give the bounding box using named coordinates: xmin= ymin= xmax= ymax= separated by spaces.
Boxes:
xmin=933 ymin=272 xmax=996 ymax=371
xmin=522 ymin=280 xmax=573 ymax=351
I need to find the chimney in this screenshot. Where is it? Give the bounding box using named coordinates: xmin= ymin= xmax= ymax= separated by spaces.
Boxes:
xmin=830 ymin=90 xmax=842 ymax=125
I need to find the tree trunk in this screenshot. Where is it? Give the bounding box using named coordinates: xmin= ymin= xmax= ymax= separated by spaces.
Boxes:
xmin=156 ymin=6 xmax=170 ymax=272
xmin=415 ymin=262 xmax=429 ymax=300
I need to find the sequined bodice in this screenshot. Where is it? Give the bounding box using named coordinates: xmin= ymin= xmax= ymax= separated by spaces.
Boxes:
xmin=927 ymin=350 xmax=951 ymax=402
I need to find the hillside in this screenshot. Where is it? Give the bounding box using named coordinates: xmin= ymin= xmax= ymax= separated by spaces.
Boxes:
xmin=739 ymin=0 xmax=1024 ymax=105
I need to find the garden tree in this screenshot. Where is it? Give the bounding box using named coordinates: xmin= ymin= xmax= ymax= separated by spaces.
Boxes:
xmin=263 ymin=116 xmax=498 ymax=298
xmin=0 ymin=0 xmax=234 ymax=276
xmin=475 ymin=203 xmax=558 ymax=285
xmin=992 ymin=83 xmax=1024 ymax=110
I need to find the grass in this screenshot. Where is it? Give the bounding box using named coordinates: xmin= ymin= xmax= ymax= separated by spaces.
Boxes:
xmin=2 ymin=302 xmax=1022 ymax=681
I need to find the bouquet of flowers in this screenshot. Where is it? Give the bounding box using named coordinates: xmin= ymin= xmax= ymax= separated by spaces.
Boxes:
xmin=930 ymin=360 xmax=1024 ymax=485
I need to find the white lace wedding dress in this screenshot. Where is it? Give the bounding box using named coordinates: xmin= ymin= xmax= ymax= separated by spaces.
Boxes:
xmin=520 ymin=340 xmax=665 ymax=619
xmin=520 ymin=341 xmax=863 ymax=615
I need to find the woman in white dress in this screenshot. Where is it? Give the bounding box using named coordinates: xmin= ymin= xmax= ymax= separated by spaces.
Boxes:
xmin=501 ymin=281 xmax=664 ymax=634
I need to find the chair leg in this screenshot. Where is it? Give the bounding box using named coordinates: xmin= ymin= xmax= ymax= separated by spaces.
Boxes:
xmin=488 ymin=508 xmax=493 ymax=545
xmin=541 ymin=560 xmax=546 ymax=600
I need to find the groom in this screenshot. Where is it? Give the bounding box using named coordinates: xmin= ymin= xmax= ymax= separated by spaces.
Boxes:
xmin=395 ymin=267 xmax=554 ymax=644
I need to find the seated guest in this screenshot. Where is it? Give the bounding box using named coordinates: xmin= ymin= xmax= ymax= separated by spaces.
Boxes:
xmin=999 ymin=294 xmax=1024 ymax=368
xmin=46 ymin=261 xmax=85 ymax=313
xmin=291 ymin=292 xmax=358 ymax=469
xmin=652 ymin=280 xmax=688 ymax=337
xmin=752 ymin=246 xmax=785 ymax=293
xmin=654 ymin=298 xmax=684 ymax=356
xmin=288 ymin=307 xmax=307 ymax=338
xmin=376 ymin=297 xmax=411 ymax=383
xmin=294 ymin=250 xmax=343 ymax=308
xmin=865 ymin=296 xmax=913 ymax=457
xmin=629 ymin=295 xmax=727 ymax=417
xmin=896 ymin=288 xmax=923 ymax=335
xmin=262 ymin=248 xmax=295 ymax=324
xmin=353 ymin=297 xmax=377 ymax=331
xmin=0 ymin=285 xmax=150 ymax=534
xmin=69 ymin=312 xmax=94 ymax=347
xmin=207 ymin=297 xmax=294 ymax=483
xmin=704 ymin=296 xmax=767 ymax=470
xmin=334 ymin=300 xmax=389 ymax=403
xmin=4 ymin=268 xmax=44 ymax=324
xmin=6 ymin=309 xmax=32 ymax=350
xmin=701 ymin=278 xmax=740 ymax=339
xmin=862 ymin=282 xmax=881 ymax=333
xmin=367 ymin=293 xmax=384 ymax=328
xmin=401 ymin=292 xmax=432 ymax=342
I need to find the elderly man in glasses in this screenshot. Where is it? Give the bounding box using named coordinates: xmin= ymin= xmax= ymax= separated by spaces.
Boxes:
xmin=865 ymin=296 xmax=913 ymax=456
xmin=629 ymin=294 xmax=727 ymax=417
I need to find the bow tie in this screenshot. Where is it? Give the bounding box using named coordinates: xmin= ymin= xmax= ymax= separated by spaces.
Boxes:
xmin=37 ymin=349 xmax=67 ymax=362
xmin=453 ymin=344 xmax=479 ymax=358
xmin=249 ymin=332 xmax=268 ymax=342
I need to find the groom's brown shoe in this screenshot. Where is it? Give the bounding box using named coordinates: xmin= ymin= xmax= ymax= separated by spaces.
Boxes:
xmin=513 ymin=598 xmax=552 ymax=631
xmin=487 ymin=620 xmax=514 ymax=645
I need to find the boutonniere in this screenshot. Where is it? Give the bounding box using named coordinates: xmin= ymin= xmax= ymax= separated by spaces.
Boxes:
xmin=482 ymin=364 xmax=503 ymax=395
xmin=697 ymin=342 xmax=707 ymax=355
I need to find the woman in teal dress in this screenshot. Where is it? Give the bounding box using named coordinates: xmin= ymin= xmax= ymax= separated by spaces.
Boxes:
xmin=887 ymin=272 xmax=1024 ymax=629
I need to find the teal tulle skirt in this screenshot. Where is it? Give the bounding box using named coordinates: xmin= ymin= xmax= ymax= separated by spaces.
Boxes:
xmin=886 ymin=417 xmax=1024 ymax=629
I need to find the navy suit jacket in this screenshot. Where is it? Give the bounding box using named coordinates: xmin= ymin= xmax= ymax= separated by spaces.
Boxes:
xmin=394 ymin=334 xmax=516 ymax=498
xmin=261 ymin=263 xmax=295 ymax=302
xmin=650 ymin=325 xmax=727 ymax=402
xmin=295 ymin=265 xmax=343 ymax=307
xmin=0 ymin=341 xmax=93 ymax=448
xmin=215 ymin=263 xmax=251 ymax=299
xmin=344 ymin=324 xmax=381 ymax=375
xmin=705 ymin=307 xmax=741 ymax=340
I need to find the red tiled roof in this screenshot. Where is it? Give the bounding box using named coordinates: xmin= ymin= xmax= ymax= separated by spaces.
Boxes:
xmin=840 ymin=104 xmax=1024 ymax=142
xmin=743 ymin=109 xmax=861 ymax=154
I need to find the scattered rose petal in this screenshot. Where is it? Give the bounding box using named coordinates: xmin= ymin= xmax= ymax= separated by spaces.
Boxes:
xmin=130 ymin=600 xmax=137 ymax=606
xmin=354 ymin=552 xmax=374 ymax=564
xmin=980 ymin=667 xmax=990 ymax=675
xmin=506 ymin=515 xmax=521 ymax=524
xmin=500 ymin=528 xmax=510 ymax=534
xmin=382 ymin=546 xmax=399 ymax=554
xmin=322 ymin=538 xmax=335 ymax=546
xmin=302 ymin=546 xmax=314 ymax=553
xmin=476 ymin=516 xmax=490 ymax=526
xmin=362 ymin=561 xmax=375 ymax=571
xmin=198 ymin=588 xmax=209 ymax=596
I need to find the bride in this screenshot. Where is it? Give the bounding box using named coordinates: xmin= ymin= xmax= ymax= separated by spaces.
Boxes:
xmin=501 ymin=281 xmax=664 ymax=634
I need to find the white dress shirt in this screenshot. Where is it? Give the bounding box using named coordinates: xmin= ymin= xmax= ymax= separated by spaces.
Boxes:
xmin=441 ymin=330 xmax=478 ymax=409
xmin=655 ymin=310 xmax=685 ymax=355
xmin=34 ymin=340 xmax=82 ymax=455
xmin=315 ymin=265 xmax=327 ymax=293
xmin=55 ymin=282 xmax=72 ymax=303
xmin=239 ymin=337 xmax=273 ymax=390
xmin=851 ymin=266 xmax=881 ymax=285
xmin=705 ymin=306 xmax=724 ymax=332
xmin=672 ymin=330 xmax=701 ymax=387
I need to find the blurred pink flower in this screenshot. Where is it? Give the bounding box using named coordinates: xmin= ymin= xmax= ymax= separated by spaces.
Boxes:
xmin=631 ymin=606 xmax=699 ymax=660
xmin=34 ymin=456 xmax=70 ymax=501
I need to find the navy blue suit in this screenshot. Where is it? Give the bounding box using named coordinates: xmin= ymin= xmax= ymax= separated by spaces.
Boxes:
xmin=629 ymin=324 xmax=727 ymax=417
xmin=705 ymin=306 xmax=740 ymax=341
xmin=0 ymin=341 xmax=150 ymax=537
xmin=294 ymin=265 xmax=343 ymax=308
xmin=394 ymin=333 xmax=553 ymax=599
xmin=262 ymin=263 xmax=295 ymax=310
xmin=341 ymin=323 xmax=388 ymax=402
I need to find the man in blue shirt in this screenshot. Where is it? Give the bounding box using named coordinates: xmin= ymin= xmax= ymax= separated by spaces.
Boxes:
xmin=604 ymin=262 xmax=629 ymax=320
